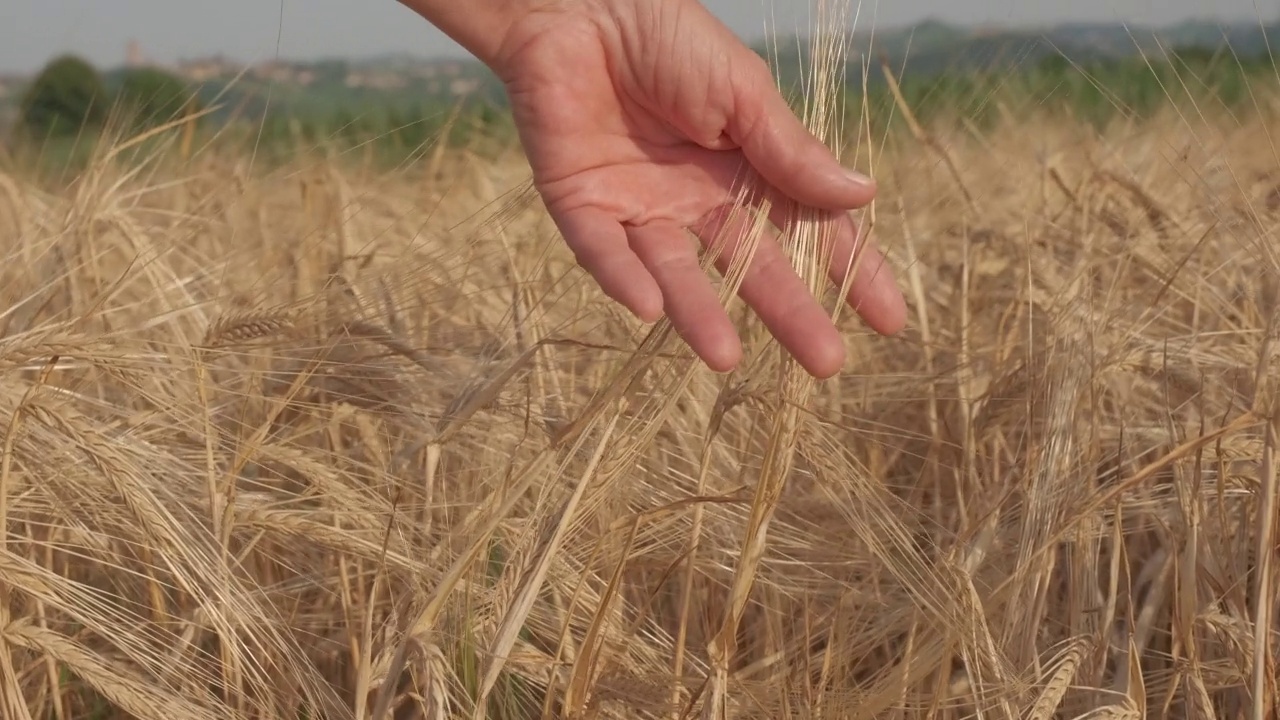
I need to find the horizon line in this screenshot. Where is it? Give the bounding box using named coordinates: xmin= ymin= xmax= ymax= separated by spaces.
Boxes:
xmin=4 ymin=13 xmax=1277 ymax=77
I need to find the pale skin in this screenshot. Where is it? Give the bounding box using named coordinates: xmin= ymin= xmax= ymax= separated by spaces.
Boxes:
xmin=397 ymin=0 xmax=908 ymax=379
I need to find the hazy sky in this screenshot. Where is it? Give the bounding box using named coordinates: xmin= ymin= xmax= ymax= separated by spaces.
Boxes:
xmin=2 ymin=0 xmax=1275 ymax=74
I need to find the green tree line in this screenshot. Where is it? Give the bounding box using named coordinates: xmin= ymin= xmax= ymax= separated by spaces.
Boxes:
xmin=844 ymin=46 xmax=1280 ymax=132
xmin=14 ymin=54 xmax=206 ymax=141
xmin=6 ymin=53 xmax=510 ymax=170
xmin=8 ymin=45 xmax=1278 ymax=169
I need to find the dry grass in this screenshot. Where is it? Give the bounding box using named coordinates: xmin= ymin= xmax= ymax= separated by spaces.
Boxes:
xmin=1 ymin=29 xmax=1280 ymax=720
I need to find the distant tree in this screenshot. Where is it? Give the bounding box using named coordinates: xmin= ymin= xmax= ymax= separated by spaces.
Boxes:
xmin=331 ymin=109 xmax=359 ymax=141
xmin=18 ymin=54 xmax=107 ymax=139
xmin=1034 ymin=53 xmax=1073 ymax=78
xmin=396 ymin=102 xmax=433 ymax=148
xmin=114 ymin=67 xmax=202 ymax=131
xmin=1168 ymin=45 xmax=1218 ymax=68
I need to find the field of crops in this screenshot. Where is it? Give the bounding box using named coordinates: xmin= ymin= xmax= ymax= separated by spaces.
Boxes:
xmin=0 ymin=44 xmax=1278 ymax=720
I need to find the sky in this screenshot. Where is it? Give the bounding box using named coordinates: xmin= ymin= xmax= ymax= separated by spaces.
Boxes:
xmin=1 ymin=0 xmax=1276 ymax=74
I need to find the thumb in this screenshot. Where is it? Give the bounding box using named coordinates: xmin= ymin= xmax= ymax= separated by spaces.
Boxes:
xmin=727 ymin=54 xmax=876 ymax=210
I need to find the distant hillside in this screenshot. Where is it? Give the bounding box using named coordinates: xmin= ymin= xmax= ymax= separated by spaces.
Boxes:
xmin=119 ymin=54 xmax=505 ymax=125
xmin=761 ymin=17 xmax=1280 ymax=91
xmin=0 ymin=54 xmax=504 ymax=133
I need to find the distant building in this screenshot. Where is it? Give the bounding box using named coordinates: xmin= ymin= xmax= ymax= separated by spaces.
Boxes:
xmin=344 ymin=69 xmax=408 ymax=90
xmin=449 ymin=78 xmax=480 ymax=96
xmin=252 ymin=60 xmax=318 ymax=86
xmin=174 ymin=56 xmax=243 ymax=82
xmin=126 ymin=39 xmax=145 ymax=68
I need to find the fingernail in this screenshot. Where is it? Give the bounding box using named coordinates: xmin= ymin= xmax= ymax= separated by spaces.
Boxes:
xmin=845 ymin=168 xmax=875 ymax=189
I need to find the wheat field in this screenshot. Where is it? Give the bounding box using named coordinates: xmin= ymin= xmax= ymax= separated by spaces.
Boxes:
xmin=0 ymin=38 xmax=1279 ymax=720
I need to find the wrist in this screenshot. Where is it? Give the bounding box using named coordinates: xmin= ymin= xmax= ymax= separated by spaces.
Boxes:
xmin=398 ymin=0 xmax=582 ymax=75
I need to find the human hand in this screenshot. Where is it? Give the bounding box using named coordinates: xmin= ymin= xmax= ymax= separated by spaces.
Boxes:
xmin=404 ymin=0 xmax=908 ymax=378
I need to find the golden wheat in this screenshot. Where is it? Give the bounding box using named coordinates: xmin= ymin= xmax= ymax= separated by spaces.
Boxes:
xmin=0 ymin=19 xmax=1278 ymax=720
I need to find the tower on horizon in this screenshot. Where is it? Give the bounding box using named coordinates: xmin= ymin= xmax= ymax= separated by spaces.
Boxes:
xmin=126 ymin=39 xmax=144 ymax=68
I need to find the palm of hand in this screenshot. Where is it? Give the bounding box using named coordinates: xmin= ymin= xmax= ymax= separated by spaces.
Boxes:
xmin=497 ymin=4 xmax=906 ymax=378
